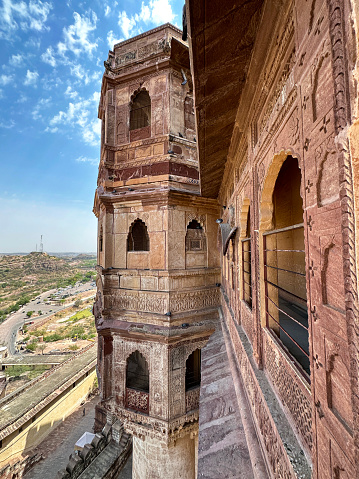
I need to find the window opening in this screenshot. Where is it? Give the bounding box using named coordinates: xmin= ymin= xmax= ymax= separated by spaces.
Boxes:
xmin=264 ymin=156 xmax=309 ymax=375
xmin=130 ymin=91 xmax=151 ymax=131
xmin=186 ymin=220 xmax=206 ymax=252
xmin=242 ymin=207 xmax=252 ymax=307
xmin=126 ymin=351 xmax=149 ymax=392
xmin=127 ymin=219 xmax=149 ymax=251
xmin=185 ymin=349 xmax=201 ymax=391
xmin=99 ymin=226 xmax=103 ymax=252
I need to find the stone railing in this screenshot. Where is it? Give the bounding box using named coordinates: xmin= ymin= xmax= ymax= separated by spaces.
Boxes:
xmin=125 ymin=387 xmax=149 ymax=414
xmin=185 ymin=387 xmax=200 ymax=412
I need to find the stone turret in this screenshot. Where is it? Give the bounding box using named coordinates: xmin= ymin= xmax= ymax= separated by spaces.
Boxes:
xmin=93 ymin=23 xmax=220 ymax=478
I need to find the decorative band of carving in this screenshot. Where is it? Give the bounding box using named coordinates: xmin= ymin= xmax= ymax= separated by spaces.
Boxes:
xmin=108 ymin=290 xmax=168 ymax=314
xmin=170 ymin=288 xmax=221 ymax=313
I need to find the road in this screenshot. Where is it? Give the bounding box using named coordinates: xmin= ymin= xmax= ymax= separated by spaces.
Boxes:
xmin=0 ymin=282 xmax=96 ymax=356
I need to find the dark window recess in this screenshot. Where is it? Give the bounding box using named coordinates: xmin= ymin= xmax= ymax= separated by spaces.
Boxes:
xmin=99 ymin=227 xmax=103 ymax=252
xmin=0 ymin=440 xmax=2 ymax=448
xmin=264 ymin=156 xmax=309 ymax=376
xmin=185 ymin=349 xmax=201 ymax=391
xmin=126 ymin=351 xmax=149 ymax=392
xmin=130 ymin=91 xmax=151 ymax=131
xmin=186 ymin=220 xmax=206 ymax=252
xmin=242 ymin=207 xmax=252 ymax=308
xmin=127 ymin=220 xmax=150 ymax=251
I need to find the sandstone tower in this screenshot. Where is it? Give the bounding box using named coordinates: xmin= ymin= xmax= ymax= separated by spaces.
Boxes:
xmin=93 ymin=24 xmax=220 ymax=478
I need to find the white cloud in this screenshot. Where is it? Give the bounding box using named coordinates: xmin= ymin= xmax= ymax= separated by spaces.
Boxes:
xmin=104 ymin=5 xmax=111 ymax=17
xmin=148 ymin=0 xmax=174 ymax=24
xmin=0 ymin=89 xmax=4 ymax=99
xmin=9 ymin=53 xmax=23 ymax=66
xmin=107 ymin=30 xmax=124 ymax=48
xmin=0 ymin=0 xmax=52 ymax=40
xmin=49 ymin=92 xmax=101 ymax=146
xmin=45 ymin=125 xmax=58 ymax=133
xmin=60 ymin=10 xmax=98 ymax=57
xmin=41 ymin=46 xmax=56 ymax=67
xmin=69 ymin=64 xmax=101 ymax=85
xmin=75 ymin=155 xmax=98 ymax=166
xmin=135 ymin=3 xmax=151 ymax=23
xmin=0 ymin=74 xmax=13 ymax=85
xmin=24 ymin=69 xmax=39 ymax=86
xmin=16 ymin=94 xmax=28 ymax=103
xmin=65 ymin=85 xmax=78 ymax=99
xmin=0 ymin=119 xmax=15 ymax=128
xmin=117 ymin=1 xmax=175 ymax=39
xmin=32 ymin=97 xmax=51 ymax=120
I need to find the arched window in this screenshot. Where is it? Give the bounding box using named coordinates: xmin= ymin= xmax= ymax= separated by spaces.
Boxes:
xmin=130 ymin=90 xmax=151 ymax=131
xmin=242 ymin=207 xmax=252 ymax=307
xmin=127 ymin=219 xmax=149 ymax=252
xmin=185 ymin=220 xmax=206 ymax=252
xmin=264 ymin=156 xmax=309 ymax=375
xmin=125 ymin=351 xmax=149 ymax=414
xmin=126 ymin=351 xmax=149 ymax=392
xmin=99 ymin=225 xmax=103 ymax=253
xmin=185 ymin=349 xmax=201 ymax=391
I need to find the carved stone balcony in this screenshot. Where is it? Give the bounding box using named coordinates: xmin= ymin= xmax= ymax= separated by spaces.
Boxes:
xmin=185 ymin=387 xmax=200 ymax=412
xmin=125 ymin=387 xmax=149 ymax=415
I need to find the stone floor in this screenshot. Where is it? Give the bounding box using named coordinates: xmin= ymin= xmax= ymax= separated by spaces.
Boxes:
xmin=24 ymin=395 xmax=99 ymax=479
xmin=197 ymin=324 xmax=267 ymax=479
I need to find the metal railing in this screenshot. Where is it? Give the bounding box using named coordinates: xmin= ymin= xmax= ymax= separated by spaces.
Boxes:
xmin=242 ymin=237 xmax=252 ymax=308
xmin=263 ymin=223 xmax=309 ymax=375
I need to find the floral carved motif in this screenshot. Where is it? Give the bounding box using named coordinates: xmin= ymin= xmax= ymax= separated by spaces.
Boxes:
xmin=186 ymin=387 xmax=200 ymax=412
xmin=125 ymin=388 xmax=149 ymax=414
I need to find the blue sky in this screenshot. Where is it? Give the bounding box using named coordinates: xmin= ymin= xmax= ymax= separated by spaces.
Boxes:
xmin=0 ymin=0 xmax=183 ymax=253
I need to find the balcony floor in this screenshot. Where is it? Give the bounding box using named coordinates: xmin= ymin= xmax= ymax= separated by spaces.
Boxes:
xmin=197 ymin=322 xmax=268 ymax=478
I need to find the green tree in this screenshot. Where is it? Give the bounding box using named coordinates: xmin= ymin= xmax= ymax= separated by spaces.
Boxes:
xmin=26 ymin=342 xmax=38 ymax=352
xmin=74 ymin=299 xmax=82 ymax=308
xmin=38 ymin=344 xmax=46 ymax=355
xmin=26 ymin=310 xmax=35 ymax=318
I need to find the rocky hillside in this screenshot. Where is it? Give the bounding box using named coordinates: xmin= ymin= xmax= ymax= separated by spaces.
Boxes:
xmin=0 ymin=252 xmax=97 ymax=322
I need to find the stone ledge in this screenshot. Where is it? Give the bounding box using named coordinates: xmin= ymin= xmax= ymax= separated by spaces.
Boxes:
xmin=220 ymin=298 xmax=311 ymax=478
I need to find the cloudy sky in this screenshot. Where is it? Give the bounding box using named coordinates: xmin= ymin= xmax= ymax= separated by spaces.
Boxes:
xmin=0 ymin=0 xmax=183 ymax=253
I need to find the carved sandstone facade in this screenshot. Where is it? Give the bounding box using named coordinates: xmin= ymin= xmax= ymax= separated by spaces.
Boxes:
xmin=186 ymin=0 xmax=359 ymax=477
xmin=94 ymin=1 xmax=359 ymax=477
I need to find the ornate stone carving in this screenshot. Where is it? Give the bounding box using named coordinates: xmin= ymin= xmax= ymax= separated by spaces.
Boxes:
xmin=185 ymin=213 xmax=206 ymax=229
xmin=186 ymin=388 xmax=200 ymax=412
xmin=170 ymin=289 xmax=220 ymax=313
xmin=263 ymin=332 xmax=313 ymax=451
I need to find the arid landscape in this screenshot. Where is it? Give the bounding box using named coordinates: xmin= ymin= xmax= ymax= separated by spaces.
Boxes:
xmin=0 ymin=252 xmax=96 ymax=324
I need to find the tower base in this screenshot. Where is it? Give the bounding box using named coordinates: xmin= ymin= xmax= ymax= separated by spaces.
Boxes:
xmin=132 ymin=433 xmax=197 ymax=479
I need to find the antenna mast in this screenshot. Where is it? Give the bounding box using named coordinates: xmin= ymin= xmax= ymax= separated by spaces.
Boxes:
xmin=40 ymin=235 xmax=43 ymax=253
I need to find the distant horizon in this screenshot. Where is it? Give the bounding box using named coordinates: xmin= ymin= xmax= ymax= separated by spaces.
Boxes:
xmin=0 ymin=251 xmax=97 ymax=256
